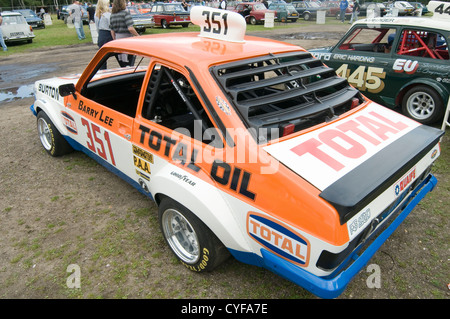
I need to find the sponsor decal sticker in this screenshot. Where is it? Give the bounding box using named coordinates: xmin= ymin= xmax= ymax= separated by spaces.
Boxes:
xmin=133 ymin=145 xmax=154 ymax=163
xmin=247 ymin=212 xmax=310 ymax=267
xmin=39 ymin=84 xmax=59 ymax=100
xmin=216 ymin=96 xmax=231 ymax=115
xmin=394 ymin=166 xmax=416 ymax=196
xmin=133 ymin=155 xmax=151 ymax=174
xmin=61 ymin=111 xmax=78 ymax=134
xmin=393 ymin=59 xmax=419 ymax=74
xmin=263 ymin=103 xmax=419 ymax=190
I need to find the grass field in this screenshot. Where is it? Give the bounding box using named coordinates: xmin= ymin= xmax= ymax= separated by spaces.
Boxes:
xmin=2 ymin=13 xmax=349 ymax=55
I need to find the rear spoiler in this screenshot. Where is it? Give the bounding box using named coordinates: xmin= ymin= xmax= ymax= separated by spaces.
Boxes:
xmin=320 ymin=125 xmax=444 ymax=224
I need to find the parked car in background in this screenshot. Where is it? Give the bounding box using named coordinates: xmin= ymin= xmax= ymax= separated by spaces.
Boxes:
xmin=136 ymin=2 xmax=153 ymax=14
xmin=409 ymin=1 xmax=429 ymax=15
xmin=231 ymin=2 xmax=276 ymax=25
xmin=268 ymin=2 xmax=299 ymax=22
xmin=310 ymin=13 xmax=449 ymax=124
xmin=358 ymin=2 xmax=388 ymax=16
xmin=59 ymin=5 xmax=89 ymax=24
xmin=292 ymin=0 xmax=324 ymax=21
xmin=321 ymin=0 xmax=352 ymax=19
xmin=13 ymin=9 xmax=45 ymax=29
xmin=127 ymin=6 xmax=155 ymax=33
xmin=0 ymin=11 xmax=35 ymax=44
xmin=387 ymin=1 xmax=415 ymax=15
xmin=150 ymin=2 xmax=191 ymax=28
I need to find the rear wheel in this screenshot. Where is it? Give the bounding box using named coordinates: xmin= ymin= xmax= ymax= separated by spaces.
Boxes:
xmin=158 ymin=198 xmax=229 ymax=272
xmin=401 ymin=85 xmax=444 ymax=125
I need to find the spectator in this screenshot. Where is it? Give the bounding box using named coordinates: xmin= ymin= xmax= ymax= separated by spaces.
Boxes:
xmin=339 ymin=0 xmax=348 ymax=23
xmin=69 ymin=0 xmax=86 ymax=40
xmin=0 ymin=14 xmax=7 ymax=52
xmin=110 ymin=0 xmax=139 ymax=66
xmin=349 ymin=0 xmax=359 ymax=24
xmin=95 ymin=0 xmax=113 ymax=69
xmin=181 ymin=0 xmax=190 ymax=11
xmin=95 ymin=0 xmax=113 ymax=51
xmin=87 ymin=3 xmax=96 ymax=23
xmin=219 ymin=0 xmax=227 ymax=10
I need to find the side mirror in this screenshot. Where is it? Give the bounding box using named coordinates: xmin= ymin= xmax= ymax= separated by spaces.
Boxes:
xmin=59 ymin=83 xmax=77 ymax=99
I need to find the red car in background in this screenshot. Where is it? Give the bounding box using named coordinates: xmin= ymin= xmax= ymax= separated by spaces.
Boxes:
xmin=231 ymin=2 xmax=276 ymax=25
xmin=321 ymin=1 xmax=352 ymax=19
xmin=150 ymin=2 xmax=191 ymax=28
xmin=136 ymin=2 xmax=152 ymax=14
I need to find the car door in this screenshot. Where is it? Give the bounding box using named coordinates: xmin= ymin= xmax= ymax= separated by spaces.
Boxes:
xmin=63 ymin=52 xmax=152 ymax=183
xmin=328 ymin=25 xmax=397 ymax=105
xmin=132 ymin=61 xmax=246 ymax=200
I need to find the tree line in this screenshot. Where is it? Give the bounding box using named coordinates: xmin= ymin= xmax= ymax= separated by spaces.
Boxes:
xmin=1 ymin=0 xmax=74 ymax=12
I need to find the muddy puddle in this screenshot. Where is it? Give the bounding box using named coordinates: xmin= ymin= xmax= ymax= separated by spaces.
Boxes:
xmin=278 ymin=32 xmax=344 ymax=41
xmin=0 ymin=63 xmax=57 ymax=104
xmin=0 ymin=85 xmax=34 ymax=103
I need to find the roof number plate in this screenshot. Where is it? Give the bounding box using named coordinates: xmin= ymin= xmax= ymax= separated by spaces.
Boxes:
xmin=190 ymin=6 xmax=246 ymax=43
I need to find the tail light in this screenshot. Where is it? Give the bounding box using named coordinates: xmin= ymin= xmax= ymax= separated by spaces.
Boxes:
xmin=282 ymin=123 xmax=295 ymax=137
xmin=350 ymin=97 xmax=359 ymax=109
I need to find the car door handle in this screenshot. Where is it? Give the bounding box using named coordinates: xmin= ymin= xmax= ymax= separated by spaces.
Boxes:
xmin=118 ymin=123 xmax=131 ymax=140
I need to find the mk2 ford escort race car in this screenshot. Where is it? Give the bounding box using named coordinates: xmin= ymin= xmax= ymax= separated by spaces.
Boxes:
xmin=31 ymin=7 xmax=443 ymax=298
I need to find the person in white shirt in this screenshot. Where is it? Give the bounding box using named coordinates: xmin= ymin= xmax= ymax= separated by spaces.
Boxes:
xmin=69 ymin=0 xmax=86 ymax=40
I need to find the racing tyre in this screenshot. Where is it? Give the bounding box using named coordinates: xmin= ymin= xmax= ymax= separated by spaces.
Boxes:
xmin=401 ymin=85 xmax=444 ymax=125
xmin=158 ymin=198 xmax=230 ymax=272
xmin=37 ymin=111 xmax=73 ymax=157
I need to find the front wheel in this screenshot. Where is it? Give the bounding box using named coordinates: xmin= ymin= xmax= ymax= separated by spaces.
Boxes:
xmin=37 ymin=111 xmax=73 ymax=156
xmin=248 ymin=16 xmax=257 ymax=25
xmin=161 ymin=19 xmax=169 ymax=29
xmin=158 ymin=198 xmax=229 ymax=272
xmin=401 ymin=86 xmax=444 ymax=125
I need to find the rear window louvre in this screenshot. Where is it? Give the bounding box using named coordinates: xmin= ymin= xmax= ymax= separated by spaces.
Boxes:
xmin=211 ymin=52 xmax=363 ymax=142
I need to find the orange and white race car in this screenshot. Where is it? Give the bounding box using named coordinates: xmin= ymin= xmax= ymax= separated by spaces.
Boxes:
xmin=31 ymin=7 xmax=443 ymax=298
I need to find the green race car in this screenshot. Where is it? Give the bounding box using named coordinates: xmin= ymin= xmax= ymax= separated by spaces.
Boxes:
xmin=310 ymin=2 xmax=450 ymax=125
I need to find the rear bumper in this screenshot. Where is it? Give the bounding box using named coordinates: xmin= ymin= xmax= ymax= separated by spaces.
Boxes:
xmin=5 ymin=35 xmax=35 ymax=42
xmin=260 ymin=174 xmax=437 ymax=299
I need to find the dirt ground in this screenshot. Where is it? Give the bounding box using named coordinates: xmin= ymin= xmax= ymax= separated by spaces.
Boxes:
xmin=0 ymin=23 xmax=448 ymax=301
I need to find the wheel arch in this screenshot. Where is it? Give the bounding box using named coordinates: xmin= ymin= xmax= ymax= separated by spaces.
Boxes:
xmin=396 ymin=78 xmax=449 ymax=108
xmin=151 ymin=173 xmax=252 ymax=254
xmin=33 ymin=99 xmax=69 ymax=137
